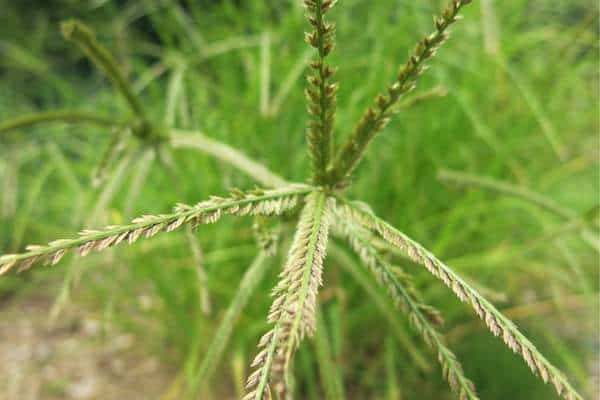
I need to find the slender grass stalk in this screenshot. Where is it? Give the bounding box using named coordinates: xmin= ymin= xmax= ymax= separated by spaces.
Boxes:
xmin=46 ymin=143 xmax=82 ymax=193
xmin=61 ymin=19 xmax=168 ymax=144
xmin=177 ymin=79 xmax=191 ymax=128
xmin=445 ymin=85 xmax=526 ymax=179
xmin=232 ymin=347 xmax=247 ymax=399
xmin=165 ymin=66 xmax=186 ymax=126
xmin=160 ymin=69 xmax=187 ymax=195
xmin=496 ymin=58 xmax=568 ymax=160
xmin=260 ymin=31 xmax=271 ymax=116
xmin=88 ymin=149 xmax=136 ymax=223
xmin=196 ymin=34 xmax=264 ymax=62
xmin=123 ymin=148 xmax=156 ymax=217
xmin=447 ymin=293 xmax=597 ymax=343
xmin=326 ymin=304 xmax=343 ymax=367
xmin=397 ymin=85 xmax=448 ymax=109
xmin=90 ymin=127 xmax=131 ymax=187
xmin=338 ymin=199 xmax=583 ymax=400
xmin=304 ymin=0 xmax=339 ymax=185
xmin=156 ymin=147 xmax=184 ymax=199
xmin=328 ymin=242 xmax=431 ymax=373
xmin=45 ymin=142 xmax=86 ymax=228
xmin=330 ymin=0 xmax=471 ymax=184
xmin=189 ymin=251 xmax=271 ymax=396
xmin=480 ymin=0 xmax=501 ymax=57
xmin=268 ymin=48 xmax=312 ymax=117
xmin=313 ymin=309 xmax=346 ymax=400
xmin=384 ymin=337 xmax=402 ymax=400
xmin=555 ymin=241 xmax=594 ymax=302
xmin=185 ymin=227 xmax=212 ymax=316
xmin=61 ymin=19 xmax=146 ymax=118
xmin=438 ymin=169 xmax=599 ymax=252
xmin=170 ymin=130 xmax=288 ymax=188
xmin=50 ymin=152 xmax=135 ymax=321
xmin=438 ymin=169 xmax=576 ymax=220
xmin=0 ymin=40 xmax=72 ymax=92
xmin=0 ymin=157 xmax=18 ymax=219
xmin=0 ymin=110 xmax=126 ymax=134
xmin=170 ymin=3 xmax=204 ymax=51
xmin=299 ymin=347 xmax=320 ymax=400
xmin=10 ymin=164 xmax=54 ymax=251
xmin=494 ymin=218 xmax=594 ymax=263
xmin=133 ymin=60 xmax=169 ymax=93
xmin=49 ymin=256 xmax=77 ymax=323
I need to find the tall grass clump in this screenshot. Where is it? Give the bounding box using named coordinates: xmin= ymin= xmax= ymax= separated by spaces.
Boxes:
xmin=0 ymin=1 xmax=593 ymax=399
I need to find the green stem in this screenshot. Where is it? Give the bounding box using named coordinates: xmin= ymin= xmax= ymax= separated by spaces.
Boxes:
xmin=397 ymin=85 xmax=448 ymax=109
xmin=190 ymin=251 xmax=271 ymax=395
xmin=313 ymin=309 xmax=346 ymax=400
xmin=438 ymin=169 xmax=599 ymax=253
xmin=61 ymin=19 xmax=146 ymax=118
xmin=170 ymin=129 xmax=288 ymax=188
xmin=0 ymin=110 xmax=126 ymax=134
xmin=328 ymin=242 xmax=430 ymax=372
xmin=437 ymin=169 xmax=575 ymax=220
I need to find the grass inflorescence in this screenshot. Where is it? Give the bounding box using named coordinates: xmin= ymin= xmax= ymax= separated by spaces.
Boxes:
xmin=0 ymin=0 xmax=594 ymax=399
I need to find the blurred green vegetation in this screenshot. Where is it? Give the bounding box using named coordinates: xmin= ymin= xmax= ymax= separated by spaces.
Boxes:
xmin=0 ymin=1 xmax=598 ymax=399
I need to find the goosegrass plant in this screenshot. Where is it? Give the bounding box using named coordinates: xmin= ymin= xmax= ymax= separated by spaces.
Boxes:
xmin=0 ymin=1 xmax=593 ymax=399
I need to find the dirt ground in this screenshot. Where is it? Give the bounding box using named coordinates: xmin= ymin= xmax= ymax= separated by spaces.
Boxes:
xmin=0 ymin=291 xmax=173 ymax=400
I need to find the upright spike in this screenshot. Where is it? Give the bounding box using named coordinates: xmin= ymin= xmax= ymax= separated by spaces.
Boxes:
xmin=330 ymin=0 xmax=472 ymax=185
xmin=303 ymin=0 xmax=339 ymax=185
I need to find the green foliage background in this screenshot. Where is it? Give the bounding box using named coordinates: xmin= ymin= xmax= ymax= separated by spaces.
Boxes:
xmin=0 ymin=1 xmax=597 ymax=399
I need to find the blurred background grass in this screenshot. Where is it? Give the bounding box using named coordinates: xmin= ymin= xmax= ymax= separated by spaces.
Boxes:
xmin=0 ymin=0 xmax=598 ymax=399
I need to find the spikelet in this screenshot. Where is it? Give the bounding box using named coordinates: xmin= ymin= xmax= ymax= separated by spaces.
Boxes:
xmin=303 ymin=0 xmax=339 ymax=185
xmin=0 ymin=185 xmax=312 ymax=276
xmin=330 ymin=0 xmax=472 ymax=183
xmin=337 ymin=200 xmax=583 ymax=400
xmin=335 ymin=218 xmax=478 ymax=399
xmin=244 ymin=192 xmax=333 ymax=400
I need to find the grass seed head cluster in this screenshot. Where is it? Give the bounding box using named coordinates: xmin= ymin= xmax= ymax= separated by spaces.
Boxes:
xmin=0 ymin=1 xmax=587 ymax=399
